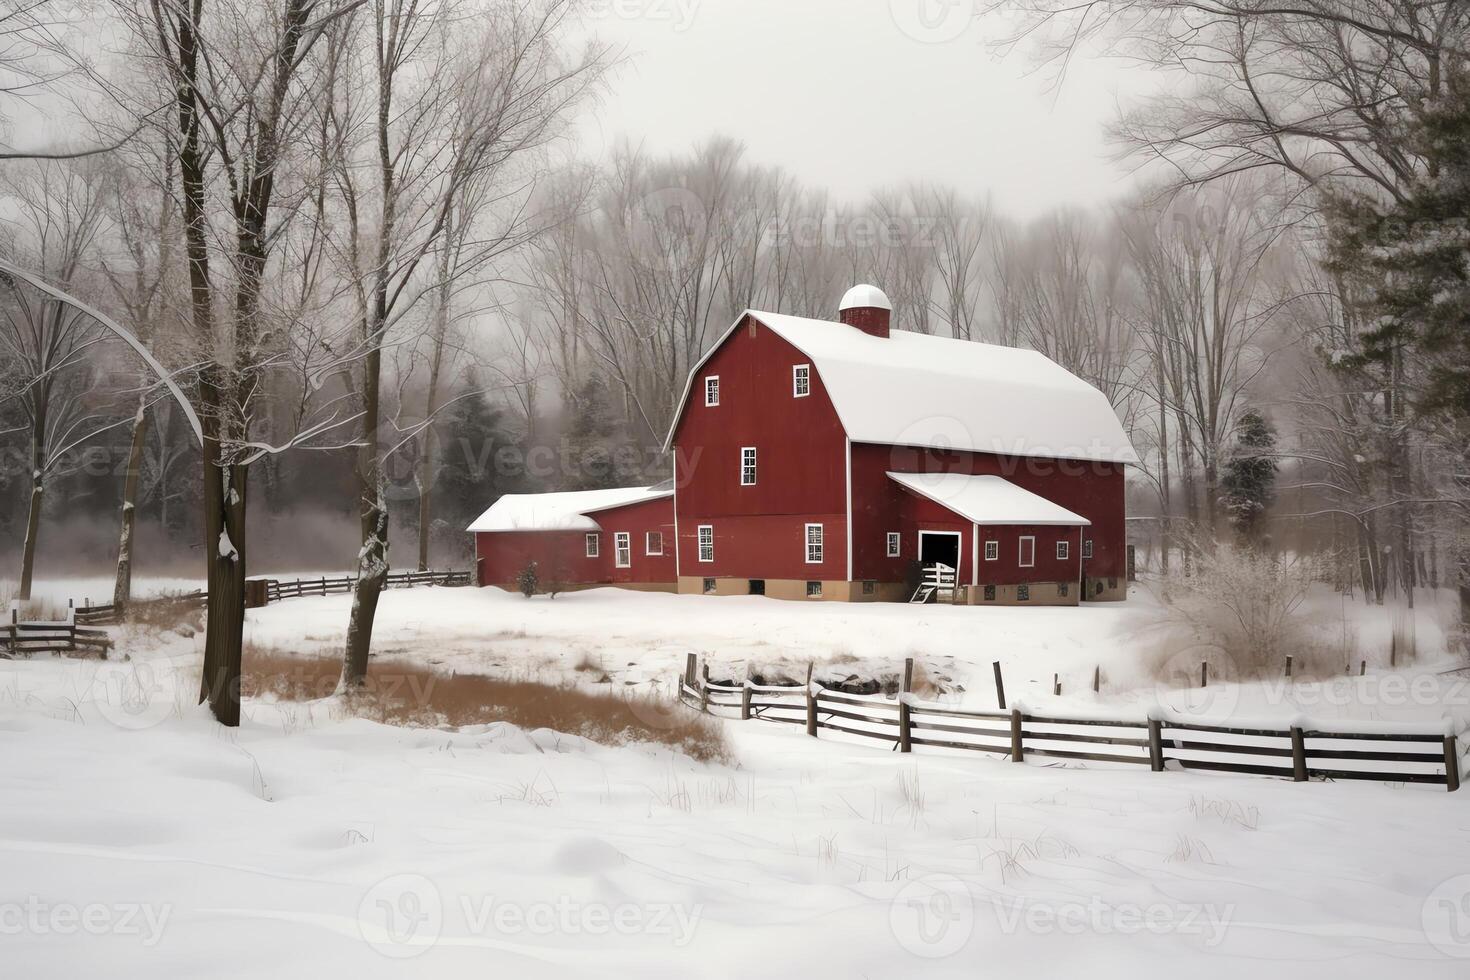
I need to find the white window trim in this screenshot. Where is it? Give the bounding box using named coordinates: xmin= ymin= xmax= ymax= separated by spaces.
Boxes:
xmin=585 ymin=532 xmax=600 ymax=558
xmin=740 ymin=446 xmax=757 ymax=486
xmin=704 ymin=375 xmax=720 ymax=407
xmin=886 ymin=531 xmax=901 ymax=558
xmin=792 ymin=363 xmax=811 ymax=398
xmin=805 ymin=523 xmax=824 ymax=564
xmin=1057 ymin=540 xmax=1070 ymax=560
xmin=1019 ymin=535 xmax=1036 ymax=568
xmin=614 ymin=532 xmax=631 ymax=569
xmin=697 ymin=525 xmax=714 ymax=563
xmin=645 ymin=530 xmax=663 ymax=556
xmin=984 ymin=540 xmax=999 ymax=561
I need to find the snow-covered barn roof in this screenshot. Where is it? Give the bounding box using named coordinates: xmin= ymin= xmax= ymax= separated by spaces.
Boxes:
xmin=467 ymin=486 xmax=671 ymax=533
xmin=888 ymin=472 xmax=1090 ymax=526
xmin=665 ymin=310 xmax=1139 ymax=465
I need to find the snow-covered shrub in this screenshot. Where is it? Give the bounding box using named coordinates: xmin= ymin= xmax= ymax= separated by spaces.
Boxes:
xmin=1146 ymin=545 xmax=1335 ymax=677
xmin=516 ymin=560 xmax=539 ymax=598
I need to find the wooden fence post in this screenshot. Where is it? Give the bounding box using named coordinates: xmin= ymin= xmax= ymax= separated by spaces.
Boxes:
xmin=1148 ymin=718 xmax=1164 ymax=772
xmin=992 ymin=661 xmax=1006 ymax=710
xmin=1359 ymin=660 xmax=1366 ymax=676
xmin=740 ymin=680 xmax=752 ymax=721
xmin=1052 ymin=673 xmax=1060 ymax=696
xmin=899 ymin=658 xmax=913 ymax=753
xmin=1092 ymin=665 xmax=1100 ymax=693
xmin=1010 ymin=708 xmax=1024 ymax=762
xmin=699 ymin=663 xmax=711 ymax=714
xmin=1285 ymin=655 xmax=1294 ymax=678
xmin=7 ymin=606 xmax=15 ymax=658
xmin=1290 ymin=726 xmax=1308 ymax=781
xmin=1200 ymin=661 xmax=1208 ymax=688
xmin=684 ymin=653 xmax=696 ymax=688
xmin=805 ymin=664 xmax=817 ymax=737
xmin=1445 ymin=735 xmax=1461 ymax=793
xmin=320 ymin=576 xmax=327 ymax=596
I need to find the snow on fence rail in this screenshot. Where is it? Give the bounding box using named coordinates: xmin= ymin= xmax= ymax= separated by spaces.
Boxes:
xmin=5 ymin=601 xmax=113 ymax=658
xmin=677 ymin=657 xmax=1462 ymax=793
xmin=73 ymin=569 xmax=470 ymax=625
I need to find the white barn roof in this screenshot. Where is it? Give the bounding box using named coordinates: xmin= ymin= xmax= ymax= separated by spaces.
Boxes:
xmin=665 ymin=311 xmax=1139 ymax=465
xmin=467 ymin=486 xmax=671 ymax=533
xmin=888 ymin=472 xmax=1090 ymax=526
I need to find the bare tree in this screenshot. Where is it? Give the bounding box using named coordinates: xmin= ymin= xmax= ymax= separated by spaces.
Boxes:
xmin=0 ymin=159 xmax=109 ymax=599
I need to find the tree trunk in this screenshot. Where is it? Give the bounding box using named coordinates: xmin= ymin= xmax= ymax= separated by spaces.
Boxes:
xmin=343 ymin=335 xmax=386 ymax=689
xmin=112 ymin=397 xmax=150 ymax=611
xmin=18 ymin=478 xmax=42 ymax=603
xmin=198 ymin=446 xmax=247 ymax=728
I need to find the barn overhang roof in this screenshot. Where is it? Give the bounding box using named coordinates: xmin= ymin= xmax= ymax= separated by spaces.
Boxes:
xmin=887 ymin=471 xmax=1091 ymax=526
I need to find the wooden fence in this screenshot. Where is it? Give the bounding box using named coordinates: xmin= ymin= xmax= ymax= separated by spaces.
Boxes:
xmin=677 ymin=658 xmax=1461 ymax=793
xmin=74 ymin=569 xmax=470 ymax=625
xmin=5 ymin=601 xmax=113 ymax=657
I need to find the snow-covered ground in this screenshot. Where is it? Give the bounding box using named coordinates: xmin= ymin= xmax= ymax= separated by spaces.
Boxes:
xmin=3 ymin=579 xmax=1469 ymax=976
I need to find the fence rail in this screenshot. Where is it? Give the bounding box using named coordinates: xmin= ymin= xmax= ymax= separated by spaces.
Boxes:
xmin=73 ymin=569 xmax=470 ymax=625
xmin=5 ymin=601 xmax=113 ymax=657
xmin=677 ymin=657 xmax=1461 ymax=793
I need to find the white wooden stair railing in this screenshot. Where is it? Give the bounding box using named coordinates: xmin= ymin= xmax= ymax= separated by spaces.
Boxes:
xmin=910 ymin=563 xmax=957 ymax=603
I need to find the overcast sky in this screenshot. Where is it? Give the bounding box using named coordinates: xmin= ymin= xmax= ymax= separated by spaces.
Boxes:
xmin=575 ymin=0 xmax=1158 ymax=219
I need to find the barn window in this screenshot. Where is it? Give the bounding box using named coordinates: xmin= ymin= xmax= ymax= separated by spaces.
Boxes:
xmin=697 ymin=525 xmax=714 ymax=563
xmin=1059 ymin=582 xmax=1069 ymax=597
xmin=740 ymin=447 xmax=757 ymax=486
xmin=1018 ymin=536 xmax=1035 ymax=568
xmin=1057 ymin=540 xmax=1069 ymax=560
xmin=886 ymin=532 xmax=901 ymax=557
xmin=585 ymin=533 xmax=600 ymax=558
xmin=861 ymin=580 xmax=876 ymax=596
xmin=704 ymin=375 xmax=720 ymax=406
xmin=614 ymin=532 xmax=631 ymax=569
xmin=1082 ymin=539 xmax=1093 ymax=559
xmin=806 ymin=580 xmax=823 ymax=597
xmin=1018 ymin=584 xmax=1030 ymax=601
xmin=703 ymin=577 xmax=716 ymax=594
xmin=645 ymin=531 xmax=663 ymax=556
xmin=793 ymin=364 xmax=811 ymax=398
xmin=983 ymin=585 xmax=996 ymax=601
xmin=805 ymin=523 xmax=824 ymax=564
xmin=984 ymin=540 xmax=998 ymax=561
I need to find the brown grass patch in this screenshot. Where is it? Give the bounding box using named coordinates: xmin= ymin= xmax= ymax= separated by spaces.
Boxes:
xmin=123 ymin=595 xmax=205 ymax=636
xmin=241 ymin=643 xmax=730 ymax=763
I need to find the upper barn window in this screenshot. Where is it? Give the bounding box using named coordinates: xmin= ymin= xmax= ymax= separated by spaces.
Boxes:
xmin=704 ymin=375 xmax=720 ymax=406
xmin=741 ymin=447 xmax=757 ymax=486
xmin=614 ymin=532 xmax=631 ymax=569
xmin=805 ymin=523 xmax=824 ymax=564
xmin=1019 ymin=536 xmax=1036 ymax=568
xmin=698 ymin=525 xmax=714 ymax=563
xmin=585 ymin=533 xmax=600 ymax=558
xmin=985 ymin=540 xmax=998 ymax=561
xmin=1057 ymin=540 xmax=1070 ymax=561
xmin=645 ymin=531 xmax=663 ymax=556
xmin=1083 ymin=539 xmax=1093 ymax=559
xmin=793 ymin=364 xmax=811 ymax=398
xmin=886 ymin=532 xmax=901 ymax=557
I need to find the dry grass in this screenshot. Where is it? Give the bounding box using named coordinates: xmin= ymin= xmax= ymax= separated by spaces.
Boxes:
xmin=122 ymin=596 xmax=205 ymax=636
xmin=240 ymin=644 xmax=731 ymax=763
xmin=0 ymin=583 xmax=67 ymax=623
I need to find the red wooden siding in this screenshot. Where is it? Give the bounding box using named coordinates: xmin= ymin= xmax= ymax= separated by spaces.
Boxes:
xmin=850 ymin=443 xmax=1125 ymax=584
xmin=591 ymin=495 xmax=677 ymax=585
xmin=475 ymin=530 xmax=605 ymax=588
xmin=672 ymin=314 xmax=849 ymax=580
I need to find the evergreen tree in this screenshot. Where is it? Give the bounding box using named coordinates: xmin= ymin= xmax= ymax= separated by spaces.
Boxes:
xmin=563 ymin=374 xmax=629 ymax=490
xmin=1220 ymin=410 xmax=1278 ymax=544
xmin=1327 ymin=67 xmax=1470 ymax=419
xmin=517 ymin=560 xmax=540 ymax=598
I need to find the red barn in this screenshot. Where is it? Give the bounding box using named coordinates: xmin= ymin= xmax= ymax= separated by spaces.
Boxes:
xmin=470 ymin=486 xmax=676 ymax=592
xmin=471 ymin=284 xmax=1136 ymax=605
xmin=664 ymin=284 xmax=1136 ymax=605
